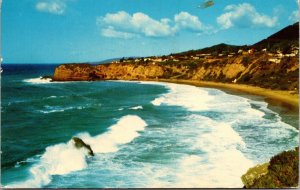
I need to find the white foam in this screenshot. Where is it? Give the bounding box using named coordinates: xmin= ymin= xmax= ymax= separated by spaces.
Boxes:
xmin=150 ymin=83 xmax=214 ymax=111
xmin=39 ymin=109 xmax=65 ymax=114
xmin=244 ymin=107 xmax=265 ymax=117
xmin=6 ymin=142 xmax=88 ymax=188
xmin=151 ymin=97 xmax=164 ymax=106
xmin=38 ymin=105 xmax=87 ymax=114
xmin=14 ymin=156 xmax=40 ymax=168
xmin=24 ymin=77 xmax=53 ymax=84
xmin=141 ymin=81 xmax=267 ymax=120
xmin=113 ymin=114 xmax=254 ymax=188
xmin=174 ymin=116 xmax=254 ymax=188
xmin=43 ymin=95 xmax=65 ymax=99
xmin=77 ymin=115 xmax=147 ymax=153
xmin=50 ymin=95 xmax=56 ymax=98
xmin=24 ymin=77 xmax=76 ymax=84
xmin=108 ymin=80 xmax=136 ymax=83
xmin=7 ymin=81 xmax=298 ymax=188
xmin=139 ymin=81 xmax=167 ymax=86
xmin=137 ymin=81 xmax=297 ymax=185
xmin=7 ymin=115 xmax=147 ymax=188
xmin=129 ymin=106 xmax=143 ymax=110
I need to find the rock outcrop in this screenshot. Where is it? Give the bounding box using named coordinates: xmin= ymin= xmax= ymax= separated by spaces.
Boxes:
xmin=72 ymin=137 xmax=94 ymax=156
xmin=52 ymin=53 xmax=299 ymax=91
xmin=53 ymin=64 xmax=97 ymax=81
xmin=241 ymin=147 xmax=299 ymax=188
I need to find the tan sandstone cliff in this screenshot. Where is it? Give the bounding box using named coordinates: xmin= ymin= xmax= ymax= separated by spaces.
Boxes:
xmin=53 ymin=53 xmax=298 ymax=91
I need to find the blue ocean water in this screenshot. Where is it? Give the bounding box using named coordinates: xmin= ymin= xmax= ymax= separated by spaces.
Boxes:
xmin=1 ymin=64 xmax=298 ymax=188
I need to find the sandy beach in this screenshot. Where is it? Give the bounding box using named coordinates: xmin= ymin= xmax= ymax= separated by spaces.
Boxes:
xmin=156 ymin=79 xmax=299 ymax=110
xmin=151 ymin=79 xmax=299 ymax=128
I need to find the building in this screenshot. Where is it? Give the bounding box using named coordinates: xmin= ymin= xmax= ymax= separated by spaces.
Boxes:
xmin=291 ymin=47 xmax=299 ymax=55
xmin=238 ymin=49 xmax=244 ymax=54
xmin=248 ymin=48 xmax=255 ymax=54
xmin=284 ymin=53 xmax=296 ymax=57
xmin=268 ymin=58 xmax=281 ymax=63
xmin=152 ymin=58 xmax=163 ymax=62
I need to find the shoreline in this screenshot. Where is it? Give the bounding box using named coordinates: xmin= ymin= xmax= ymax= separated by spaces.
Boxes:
xmin=49 ymin=77 xmax=299 ymax=112
xmin=144 ymin=79 xmax=299 ymax=128
xmin=155 ymin=79 xmax=299 ymax=110
xmin=48 ymin=77 xmax=299 ymax=127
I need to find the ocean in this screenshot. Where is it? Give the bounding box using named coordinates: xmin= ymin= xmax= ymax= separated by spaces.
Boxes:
xmin=1 ymin=64 xmax=298 ymax=188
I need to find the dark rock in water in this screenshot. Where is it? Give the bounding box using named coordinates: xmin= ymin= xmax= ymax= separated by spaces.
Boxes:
xmin=40 ymin=76 xmax=53 ymax=81
xmin=72 ymin=137 xmax=94 ymax=156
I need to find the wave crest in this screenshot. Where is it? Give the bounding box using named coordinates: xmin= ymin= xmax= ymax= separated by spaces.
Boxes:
xmin=6 ymin=115 xmax=147 ymax=188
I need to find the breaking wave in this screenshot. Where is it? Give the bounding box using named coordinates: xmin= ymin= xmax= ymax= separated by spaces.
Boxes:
xmin=23 ymin=77 xmax=54 ymax=84
xmin=6 ymin=115 xmax=147 ymax=188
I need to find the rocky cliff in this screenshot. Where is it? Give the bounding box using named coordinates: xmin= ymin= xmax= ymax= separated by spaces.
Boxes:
xmin=53 ymin=53 xmax=298 ymax=91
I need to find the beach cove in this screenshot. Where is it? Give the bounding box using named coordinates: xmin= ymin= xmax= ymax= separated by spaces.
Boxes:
xmin=155 ymin=79 xmax=299 ymax=128
xmin=2 ymin=64 xmax=298 ymax=188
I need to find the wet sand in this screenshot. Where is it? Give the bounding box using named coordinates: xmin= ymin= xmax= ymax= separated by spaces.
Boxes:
xmin=154 ymin=79 xmax=299 ymax=128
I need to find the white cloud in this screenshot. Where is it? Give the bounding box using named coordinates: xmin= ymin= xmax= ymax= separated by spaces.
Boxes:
xmin=98 ymin=11 xmax=174 ymax=38
xmin=217 ymin=3 xmax=277 ymax=29
xmin=289 ymin=10 xmax=299 ymax=22
xmin=97 ymin=11 xmax=211 ymax=39
xmin=101 ymin=26 xmax=136 ymax=39
xmin=36 ymin=0 xmax=66 ymax=15
xmin=174 ymin=12 xmax=204 ymax=31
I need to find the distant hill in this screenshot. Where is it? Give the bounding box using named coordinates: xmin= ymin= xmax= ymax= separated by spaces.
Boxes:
xmin=89 ymin=56 xmax=141 ymax=65
xmin=172 ymin=43 xmax=245 ymax=57
xmin=89 ymin=22 xmax=299 ymax=63
xmin=174 ymin=22 xmax=299 ymax=56
xmin=88 ymin=58 xmax=120 ymax=65
xmin=256 ymin=22 xmax=299 ymax=43
xmin=252 ymin=22 xmax=299 ymax=53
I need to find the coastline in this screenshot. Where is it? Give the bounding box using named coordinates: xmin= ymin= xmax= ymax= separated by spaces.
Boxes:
xmin=155 ymin=79 xmax=299 ymax=110
xmin=143 ymin=79 xmax=299 ymax=128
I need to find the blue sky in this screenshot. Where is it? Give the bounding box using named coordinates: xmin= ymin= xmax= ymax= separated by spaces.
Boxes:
xmin=2 ymin=0 xmax=299 ymax=64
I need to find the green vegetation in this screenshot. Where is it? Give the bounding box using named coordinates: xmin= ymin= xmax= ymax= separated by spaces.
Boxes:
xmin=186 ymin=62 xmax=198 ymax=70
xmin=253 ymin=22 xmax=299 ymax=53
xmin=241 ymin=56 xmax=252 ymax=66
xmin=242 ymin=163 xmax=270 ymax=188
xmin=174 ymin=43 xmax=247 ymax=56
xmin=242 ymin=147 xmax=299 ymax=188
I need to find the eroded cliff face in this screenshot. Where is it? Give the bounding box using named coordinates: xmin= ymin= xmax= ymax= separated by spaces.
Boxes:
xmin=53 ymin=64 xmax=96 ymax=81
xmin=53 ymin=53 xmax=299 ymax=91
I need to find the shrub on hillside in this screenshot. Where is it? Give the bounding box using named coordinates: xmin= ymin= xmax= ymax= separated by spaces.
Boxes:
xmin=247 ymin=147 xmax=299 ymax=188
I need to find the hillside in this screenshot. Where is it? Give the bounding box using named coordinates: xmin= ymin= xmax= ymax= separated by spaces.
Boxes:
xmin=174 ymin=43 xmax=248 ymax=57
xmin=256 ymin=22 xmax=299 ymax=42
xmin=52 ymin=22 xmax=299 ymax=92
xmin=253 ymin=22 xmax=299 ymax=53
xmin=175 ymin=22 xmax=299 ymax=56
